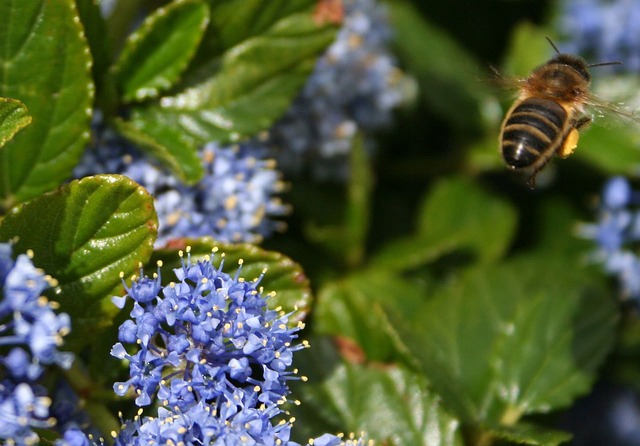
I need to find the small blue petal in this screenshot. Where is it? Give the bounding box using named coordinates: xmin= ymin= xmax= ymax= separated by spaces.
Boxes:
xmin=602 ymin=176 xmax=632 ymax=209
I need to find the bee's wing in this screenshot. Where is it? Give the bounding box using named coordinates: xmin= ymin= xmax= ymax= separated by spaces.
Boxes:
xmin=585 ymin=92 xmax=640 ymax=123
xmin=485 ymin=66 xmax=527 ymax=92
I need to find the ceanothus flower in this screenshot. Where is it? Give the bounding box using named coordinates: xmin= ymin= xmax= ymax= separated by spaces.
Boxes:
xmin=155 ymin=141 xmax=288 ymax=245
xmin=0 ymin=244 xmax=74 ymax=444
xmin=112 ymin=400 xmax=372 ymax=446
xmin=111 ymin=248 xmax=308 ymax=411
xmin=270 ymin=0 xmax=406 ymax=178
xmin=310 ymin=433 xmax=373 ymax=446
xmin=75 ymin=122 xmax=288 ymax=246
xmin=113 ymin=400 xmax=298 ymax=446
xmin=109 ymin=249 xmax=377 ymax=444
xmin=0 ymin=381 xmax=54 ymax=444
xmin=558 ymin=0 xmax=640 ymax=71
xmin=579 ymin=176 xmax=640 ymax=299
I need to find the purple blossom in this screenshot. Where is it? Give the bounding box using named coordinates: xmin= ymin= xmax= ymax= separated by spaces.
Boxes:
xmin=270 ymin=0 xmax=406 ymax=178
xmin=114 ymin=400 xmax=299 ymax=446
xmin=111 ymin=250 xmax=307 ymax=411
xmin=0 ymin=244 xmax=75 ymax=445
xmin=580 ymin=177 xmax=640 ymax=299
xmin=558 ymin=0 xmax=640 ymax=72
xmin=75 ymin=124 xmax=288 ymax=245
xmin=0 ymin=381 xmax=54 ymax=444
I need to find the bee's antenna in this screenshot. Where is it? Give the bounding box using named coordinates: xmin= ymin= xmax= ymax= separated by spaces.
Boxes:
xmin=544 ymin=36 xmax=623 ymax=68
xmin=588 ymin=61 xmax=623 ymax=68
xmin=545 ymin=36 xmax=561 ymax=54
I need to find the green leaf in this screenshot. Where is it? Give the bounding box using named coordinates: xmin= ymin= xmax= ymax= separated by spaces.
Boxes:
xmin=486 ymin=423 xmax=572 ymax=446
xmin=0 ymin=98 xmax=31 ymax=149
xmin=388 ymin=0 xmax=487 ymax=132
xmin=126 ymin=7 xmax=336 ymax=146
xmin=372 ymin=177 xmax=517 ymax=271
xmin=151 ymin=238 xmax=312 ymax=322
xmin=113 ymin=117 xmax=204 ymax=184
xmin=0 ymin=0 xmax=94 ymax=208
xmin=528 ymin=197 xmax=594 ymax=258
xmin=395 ymin=258 xmax=618 ymax=425
xmin=301 ymin=133 xmax=375 ymax=267
xmin=575 ymin=121 xmax=640 ymax=175
xmin=293 ymin=344 xmax=464 ymax=446
xmin=466 ymin=133 xmax=507 ymax=175
xmin=502 ymin=22 xmax=553 ymax=78
xmin=418 ymin=176 xmax=517 ymax=263
xmin=113 ymin=0 xmax=210 ymax=102
xmin=199 ymin=0 xmax=314 ymax=59
xmin=75 ymin=0 xmax=112 ymax=98
xmin=0 ymin=175 xmax=158 ymax=349
xmin=315 ymin=270 xmax=424 ymax=363
xmin=370 ymin=234 xmax=460 ymax=271
xmin=344 ymin=133 xmax=373 ymax=267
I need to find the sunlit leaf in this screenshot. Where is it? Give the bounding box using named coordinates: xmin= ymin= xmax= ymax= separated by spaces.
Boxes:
xmin=151 ymin=238 xmax=312 ymax=323
xmin=394 ymin=259 xmax=617 ymax=425
xmin=113 ymin=0 xmax=210 ymax=102
xmin=126 ymin=7 xmax=336 ymax=147
xmin=293 ymin=340 xmax=464 ymax=446
xmin=0 ymin=97 xmax=31 ymax=149
xmin=0 ymin=175 xmax=157 ymax=349
xmin=0 ymin=0 xmax=94 ymax=208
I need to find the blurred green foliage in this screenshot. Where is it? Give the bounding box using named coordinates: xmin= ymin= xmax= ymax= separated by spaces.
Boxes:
xmin=0 ymin=0 xmax=638 ymax=445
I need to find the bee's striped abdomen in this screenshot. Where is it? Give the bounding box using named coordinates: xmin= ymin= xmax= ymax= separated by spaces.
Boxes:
xmin=501 ymin=97 xmax=567 ymax=169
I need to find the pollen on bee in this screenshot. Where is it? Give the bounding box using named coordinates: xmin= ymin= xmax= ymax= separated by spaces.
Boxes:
xmin=558 ymin=128 xmax=580 ymax=158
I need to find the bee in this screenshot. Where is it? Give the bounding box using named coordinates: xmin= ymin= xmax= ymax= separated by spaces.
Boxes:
xmin=499 ymin=38 xmax=624 ymax=188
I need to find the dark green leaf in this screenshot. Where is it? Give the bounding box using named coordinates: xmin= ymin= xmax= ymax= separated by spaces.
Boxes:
xmin=370 ymin=234 xmax=460 ymax=271
xmin=104 ymin=0 xmax=145 ymax=56
xmin=294 ymin=344 xmax=464 ymax=446
xmin=315 ymin=270 xmax=424 ymax=363
xmin=0 ymin=0 xmax=94 ymax=208
xmin=151 ymin=238 xmax=312 ymax=322
xmin=575 ymin=121 xmax=640 ymax=175
xmin=418 ymin=176 xmax=517 ymax=264
xmin=199 ymin=0 xmax=314 ymax=59
xmin=344 ymin=133 xmax=373 ymax=267
xmin=388 ymin=0 xmax=487 ymax=132
xmin=528 ymin=197 xmax=594 ymax=258
xmin=486 ymin=422 xmax=572 ymax=446
xmin=371 ymin=177 xmax=516 ymax=271
xmin=127 ymin=8 xmax=336 ymax=146
xmin=0 ymin=175 xmax=158 ymax=349
xmin=113 ymin=117 xmax=204 ymax=184
xmin=75 ymin=0 xmax=112 ymax=98
xmin=395 ymin=258 xmax=618 ymax=425
xmin=113 ymin=0 xmax=210 ymax=102
xmin=501 ymin=22 xmax=553 ymax=78
xmin=466 ymin=133 xmax=507 ymax=175
xmin=0 ymin=98 xmax=31 ymax=149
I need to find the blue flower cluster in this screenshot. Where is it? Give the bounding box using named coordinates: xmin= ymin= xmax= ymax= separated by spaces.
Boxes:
xmin=110 ymin=249 xmax=368 ymax=445
xmin=75 ymin=0 xmax=405 ymax=244
xmin=579 ymin=177 xmax=640 ymax=299
xmin=270 ymin=0 xmax=405 ymax=177
xmin=75 ymin=125 xmax=288 ymax=246
xmin=0 ymin=244 xmax=74 ymax=444
xmin=558 ymin=0 xmax=640 ymax=71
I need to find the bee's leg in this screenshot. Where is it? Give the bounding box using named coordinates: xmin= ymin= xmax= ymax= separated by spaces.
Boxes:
xmin=557 ymin=116 xmax=591 ymax=158
xmin=557 ymin=129 xmax=580 ymax=158
xmin=575 ymin=116 xmax=592 ymax=130
xmin=526 ymin=162 xmax=549 ymax=189
xmin=526 ymin=173 xmax=537 ymax=189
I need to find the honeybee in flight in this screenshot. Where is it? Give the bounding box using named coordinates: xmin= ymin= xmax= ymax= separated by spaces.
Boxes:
xmin=499 ymin=37 xmax=627 ymax=188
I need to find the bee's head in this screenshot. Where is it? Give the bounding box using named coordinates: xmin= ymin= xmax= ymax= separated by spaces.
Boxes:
xmin=548 ymin=54 xmax=591 ymax=82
